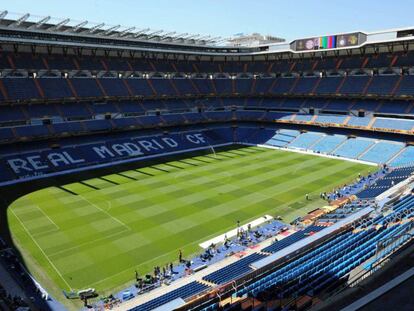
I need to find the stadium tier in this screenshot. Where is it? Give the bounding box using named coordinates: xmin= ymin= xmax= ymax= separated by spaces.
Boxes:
xmin=1 ymin=13 xmax=414 ymax=311
xmin=3 ymin=75 xmax=414 ymax=101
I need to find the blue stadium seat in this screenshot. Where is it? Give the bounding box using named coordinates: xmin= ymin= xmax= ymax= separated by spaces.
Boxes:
xmin=126 ymin=79 xmax=154 ymax=96
xmin=359 ymin=141 xmax=404 ymax=163
xmin=377 ymin=101 xmax=410 ymax=114
xmin=99 ymin=78 xmax=130 ymax=97
xmin=14 ymin=124 xmax=50 ymax=138
xmin=172 ymin=79 xmax=198 ymax=95
xmin=129 ymin=282 xmax=209 ymax=311
xmin=39 ymin=78 xmax=73 ymax=99
xmin=12 ymin=54 xmax=46 ymax=70
xmin=0 ymin=127 xmax=15 ymax=142
xmin=270 ymin=77 xmax=295 ymax=94
xmin=395 ymin=75 xmax=414 ymax=96
xmin=59 ymin=103 xmax=92 ymax=119
xmin=214 ymin=79 xmax=233 ymax=94
xmin=52 ymin=121 xmax=84 ymax=134
xmin=2 ymin=78 xmax=41 ymax=100
xmin=254 ymin=78 xmax=275 ymax=94
xmin=373 ymin=117 xmax=414 ymax=131
xmin=234 ymin=79 xmax=253 ymax=95
xmin=289 ymin=132 xmax=324 ymax=149
xmin=150 ymin=79 xmax=177 ymax=96
xmin=262 ymin=226 xmax=325 ymax=254
xmin=389 ymin=146 xmax=414 ymax=167
xmin=0 ymin=106 xmax=26 ymax=123
xmin=292 ymin=77 xmax=318 ymax=94
xmin=339 ymin=75 xmax=369 ymax=95
xmin=315 ymin=114 xmax=346 ymax=124
xmin=333 ymin=138 xmax=375 ymax=159
xmin=310 ymin=135 xmax=347 ymax=154
xmin=192 ymin=79 xmax=214 ymax=94
xmin=70 ymin=78 xmax=103 ymax=97
xmin=83 ymin=119 xmax=112 ymax=132
xmin=315 ymin=77 xmax=342 ymax=94
xmin=366 ymin=75 xmax=399 ymax=95
xmin=203 ymin=253 xmax=267 ymax=285
xmin=264 ymin=129 xmax=300 ymax=147
xmin=347 ymin=116 xmax=372 ymax=127
xmin=26 ymin=104 xmax=59 ymax=119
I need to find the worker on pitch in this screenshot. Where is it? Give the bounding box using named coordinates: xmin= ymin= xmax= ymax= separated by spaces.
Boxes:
xmin=179 ymin=249 xmax=183 ymax=263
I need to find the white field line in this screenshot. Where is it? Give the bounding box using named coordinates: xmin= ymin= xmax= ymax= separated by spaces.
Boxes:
xmin=86 ymin=213 xmax=276 ymax=288
xmin=10 ymin=209 xmax=72 ymax=291
xmin=33 ymin=205 xmax=60 ymax=230
xmin=48 ymin=228 xmax=129 ymax=258
xmin=78 ymin=195 xmax=132 ymax=231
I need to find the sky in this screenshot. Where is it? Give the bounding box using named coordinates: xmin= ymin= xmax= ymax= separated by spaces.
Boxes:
xmin=1 ymin=0 xmax=414 ymax=42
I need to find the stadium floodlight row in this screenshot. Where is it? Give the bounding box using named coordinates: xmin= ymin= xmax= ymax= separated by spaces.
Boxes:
xmin=0 ymin=11 xmax=414 ymax=311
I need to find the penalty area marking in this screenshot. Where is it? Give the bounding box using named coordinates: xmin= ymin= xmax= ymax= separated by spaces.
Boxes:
xmin=199 ymin=215 xmax=274 ymax=249
xmin=10 ymin=209 xmax=73 ymax=291
xmin=77 ymin=194 xmax=131 ymax=231
xmin=33 ymin=205 xmax=60 ymax=230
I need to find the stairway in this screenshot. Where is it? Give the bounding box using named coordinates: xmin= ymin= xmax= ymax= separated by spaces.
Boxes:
xmin=367 ymin=117 xmax=377 ymax=129
xmin=357 ymin=141 xmax=377 ymax=159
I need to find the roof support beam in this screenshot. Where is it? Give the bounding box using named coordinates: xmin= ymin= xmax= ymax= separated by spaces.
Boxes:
xmin=1 ymin=13 xmax=226 ymax=47
xmin=102 ymin=25 xmax=120 ymax=36
xmin=159 ymin=31 xmax=176 ymax=39
xmin=82 ymin=23 xmax=105 ymax=34
xmin=48 ymin=18 xmax=70 ymax=31
xmin=9 ymin=13 xmax=30 ymax=27
xmin=117 ymin=26 xmax=135 ymax=37
xmin=214 ymin=38 xmax=229 ymax=44
xmin=68 ymin=20 xmax=88 ymax=33
xmin=170 ymin=33 xmax=188 ymax=41
xmin=208 ymin=36 xmax=222 ymax=42
xmin=0 ymin=10 xmax=8 ymax=20
xmin=147 ymin=30 xmax=165 ymax=40
xmin=28 ymin=16 xmax=51 ymax=29
xmin=184 ymin=34 xmax=200 ymax=40
xmin=145 ymin=29 xmax=164 ymax=37
xmin=132 ymin=28 xmax=150 ymax=38
xmin=198 ymin=35 xmax=211 ymax=40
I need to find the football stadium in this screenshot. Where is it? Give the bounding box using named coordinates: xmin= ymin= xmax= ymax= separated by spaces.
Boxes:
xmin=0 ymin=3 xmax=414 ymax=311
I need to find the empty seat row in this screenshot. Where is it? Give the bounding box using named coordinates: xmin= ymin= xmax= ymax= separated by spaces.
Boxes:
xmin=2 ymin=76 xmax=414 ymax=102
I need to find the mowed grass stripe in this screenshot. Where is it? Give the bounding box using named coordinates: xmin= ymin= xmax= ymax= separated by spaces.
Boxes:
xmin=8 ymin=146 xmax=372 ymax=296
xmin=71 ymin=151 xmax=310 ymax=225
xmin=130 ymin=148 xmax=298 ymax=187
xmin=29 ymin=152 xmax=350 ymax=258
xmin=12 ymin=151 xmax=342 ymax=254
xmin=45 ymin=159 xmax=360 ymax=285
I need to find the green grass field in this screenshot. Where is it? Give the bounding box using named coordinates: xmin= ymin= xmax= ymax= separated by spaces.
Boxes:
xmin=7 ymin=146 xmax=372 ymax=307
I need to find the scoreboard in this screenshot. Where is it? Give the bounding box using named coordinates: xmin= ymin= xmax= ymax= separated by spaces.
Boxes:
xmin=292 ymin=32 xmax=366 ymax=51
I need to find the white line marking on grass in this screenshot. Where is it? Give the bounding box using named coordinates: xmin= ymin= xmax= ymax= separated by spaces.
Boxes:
xmin=78 ymin=195 xmax=132 ymax=231
xmin=32 ymin=228 xmax=59 ymax=238
xmin=48 ymin=228 xmax=130 ymax=258
xmin=107 ymin=201 xmax=113 ymax=211
xmin=87 ymin=209 xmax=271 ymax=289
xmin=86 ymin=211 xmax=259 ymax=288
xmin=10 ymin=209 xmax=72 ymax=291
xmin=33 ymin=205 xmax=60 ymax=230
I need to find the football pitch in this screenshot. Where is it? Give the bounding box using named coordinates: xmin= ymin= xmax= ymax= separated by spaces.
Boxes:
xmin=7 ymin=146 xmax=372 ymax=302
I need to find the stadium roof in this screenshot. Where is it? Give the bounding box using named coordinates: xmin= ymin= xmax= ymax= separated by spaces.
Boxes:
xmin=0 ymin=11 xmax=232 ymax=47
xmin=1 ymin=11 xmax=414 ymax=57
